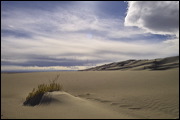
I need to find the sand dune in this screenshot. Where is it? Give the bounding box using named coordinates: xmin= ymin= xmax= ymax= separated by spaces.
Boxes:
xmin=38 ymin=91 xmax=134 ymax=119
xmin=1 ymin=69 xmax=179 ymax=119
xmin=81 ymin=56 xmax=179 ymax=71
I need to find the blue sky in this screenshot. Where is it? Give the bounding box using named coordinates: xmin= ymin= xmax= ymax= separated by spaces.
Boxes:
xmin=1 ymin=1 xmax=179 ymax=71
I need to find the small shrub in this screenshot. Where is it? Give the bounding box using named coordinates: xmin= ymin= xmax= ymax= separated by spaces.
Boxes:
xmin=23 ymin=74 xmax=63 ymax=106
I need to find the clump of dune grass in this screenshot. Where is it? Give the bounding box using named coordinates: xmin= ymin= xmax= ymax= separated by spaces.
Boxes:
xmin=23 ymin=74 xmax=63 ymax=106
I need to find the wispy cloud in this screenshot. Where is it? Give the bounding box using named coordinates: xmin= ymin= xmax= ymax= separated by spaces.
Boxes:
xmin=1 ymin=1 xmax=179 ymax=71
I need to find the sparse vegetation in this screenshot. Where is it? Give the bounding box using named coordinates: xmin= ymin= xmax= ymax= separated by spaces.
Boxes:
xmin=23 ymin=74 xmax=63 ymax=106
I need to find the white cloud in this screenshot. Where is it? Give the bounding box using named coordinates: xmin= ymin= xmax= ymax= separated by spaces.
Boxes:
xmin=125 ymin=1 xmax=179 ymax=36
xmin=1 ymin=65 xmax=90 ymax=71
xmin=2 ymin=33 xmax=177 ymax=65
xmin=1 ymin=3 xmax=179 ymax=71
xmin=162 ymin=38 xmax=179 ymax=54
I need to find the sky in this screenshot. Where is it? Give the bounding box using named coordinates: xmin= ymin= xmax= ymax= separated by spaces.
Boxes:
xmin=1 ymin=1 xmax=179 ymax=71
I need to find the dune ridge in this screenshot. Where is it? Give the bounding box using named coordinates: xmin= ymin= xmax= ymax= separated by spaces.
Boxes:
xmin=81 ymin=56 xmax=179 ymax=71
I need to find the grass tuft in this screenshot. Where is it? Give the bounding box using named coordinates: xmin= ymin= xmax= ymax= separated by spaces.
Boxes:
xmin=23 ymin=74 xmax=63 ymax=106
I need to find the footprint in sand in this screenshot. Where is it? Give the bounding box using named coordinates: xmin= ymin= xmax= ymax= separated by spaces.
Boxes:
xmin=86 ymin=93 xmax=90 ymax=96
xmin=119 ymin=105 xmax=132 ymax=107
xmin=99 ymin=99 xmax=111 ymax=103
xmin=77 ymin=93 xmax=91 ymax=97
xmin=111 ymin=102 xmax=120 ymax=105
xmin=128 ymin=107 xmax=142 ymax=110
xmin=78 ymin=95 xmax=112 ymax=104
xmin=86 ymin=98 xmax=111 ymax=103
xmin=119 ymin=104 xmax=142 ymax=110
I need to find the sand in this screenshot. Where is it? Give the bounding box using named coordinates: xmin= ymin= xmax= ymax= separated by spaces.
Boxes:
xmin=1 ymin=69 xmax=179 ymax=119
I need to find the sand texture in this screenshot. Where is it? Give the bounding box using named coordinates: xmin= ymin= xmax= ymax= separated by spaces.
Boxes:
xmin=1 ymin=69 xmax=179 ymax=119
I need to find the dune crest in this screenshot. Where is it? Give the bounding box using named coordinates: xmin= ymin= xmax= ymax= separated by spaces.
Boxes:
xmin=39 ymin=91 xmax=85 ymax=105
xmin=81 ymin=56 xmax=179 ymax=71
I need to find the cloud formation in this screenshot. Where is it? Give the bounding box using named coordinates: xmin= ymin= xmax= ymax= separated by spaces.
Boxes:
xmin=1 ymin=1 xmax=179 ymax=71
xmin=125 ymin=1 xmax=179 ymax=36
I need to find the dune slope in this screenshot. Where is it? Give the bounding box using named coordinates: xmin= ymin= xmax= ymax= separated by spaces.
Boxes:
xmin=81 ymin=56 xmax=179 ymax=71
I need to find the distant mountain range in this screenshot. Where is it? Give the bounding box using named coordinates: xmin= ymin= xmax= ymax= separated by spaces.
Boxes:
xmin=80 ymin=56 xmax=179 ymax=71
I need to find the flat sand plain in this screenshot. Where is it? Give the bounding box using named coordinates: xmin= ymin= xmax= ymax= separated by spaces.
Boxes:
xmin=1 ymin=69 xmax=179 ymax=119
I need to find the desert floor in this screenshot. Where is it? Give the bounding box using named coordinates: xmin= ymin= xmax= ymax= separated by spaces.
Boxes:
xmin=1 ymin=69 xmax=179 ymax=119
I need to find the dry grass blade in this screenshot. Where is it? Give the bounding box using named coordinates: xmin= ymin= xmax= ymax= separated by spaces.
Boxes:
xmin=23 ymin=74 xmax=63 ymax=106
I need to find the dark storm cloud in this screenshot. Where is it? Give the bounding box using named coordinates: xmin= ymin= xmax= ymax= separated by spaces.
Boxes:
xmin=125 ymin=1 xmax=179 ymax=36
